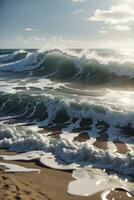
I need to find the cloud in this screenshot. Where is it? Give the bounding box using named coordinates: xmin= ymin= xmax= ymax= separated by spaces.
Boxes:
xmin=24 ymin=27 xmax=33 ymax=31
xmin=99 ymin=29 xmax=108 ymax=34
xmin=24 ymin=27 xmax=40 ymax=32
xmin=33 ymin=36 xmax=41 ymax=41
xmin=16 ymin=36 xmax=23 ymax=40
xmin=71 ymin=0 xmax=85 ymax=2
xmin=87 ymin=4 xmax=134 ymax=24
xmin=33 ymin=37 xmax=45 ymax=41
xmin=114 ymin=25 xmax=130 ymax=31
xmin=72 ymin=9 xmax=84 ymax=15
xmin=16 ymin=36 xmax=46 ymax=42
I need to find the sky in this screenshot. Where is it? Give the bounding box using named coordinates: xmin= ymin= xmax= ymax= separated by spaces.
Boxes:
xmin=0 ymin=0 xmax=134 ymax=49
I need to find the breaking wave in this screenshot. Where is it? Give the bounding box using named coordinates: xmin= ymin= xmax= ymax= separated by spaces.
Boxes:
xmin=0 ymin=92 xmax=134 ymax=129
xmin=0 ymin=49 xmax=134 ymax=85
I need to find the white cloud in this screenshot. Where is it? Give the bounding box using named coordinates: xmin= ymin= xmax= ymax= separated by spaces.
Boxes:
xmin=87 ymin=4 xmax=134 ymax=24
xmin=24 ymin=27 xmax=33 ymax=31
xmin=33 ymin=36 xmax=40 ymax=41
xmin=33 ymin=37 xmax=45 ymax=41
xmin=71 ymin=0 xmax=85 ymax=2
xmin=24 ymin=27 xmax=40 ymax=32
xmin=114 ymin=25 xmax=130 ymax=31
xmin=72 ymin=9 xmax=84 ymax=15
xmin=99 ymin=29 xmax=108 ymax=34
xmin=16 ymin=36 xmax=23 ymax=40
xmin=127 ymin=38 xmax=133 ymax=42
xmin=16 ymin=36 xmax=46 ymax=42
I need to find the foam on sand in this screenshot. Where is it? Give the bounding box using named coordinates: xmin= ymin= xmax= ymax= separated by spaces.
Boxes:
xmin=1 ymin=151 xmax=79 ymax=170
xmin=40 ymin=152 xmax=79 ymax=170
xmin=0 ymin=162 xmax=40 ymax=173
xmin=101 ymin=190 xmax=111 ymax=200
xmin=68 ymin=168 xmax=134 ymax=197
xmin=0 ymin=125 xmax=133 ymax=176
xmin=0 ymin=151 xmax=43 ymax=161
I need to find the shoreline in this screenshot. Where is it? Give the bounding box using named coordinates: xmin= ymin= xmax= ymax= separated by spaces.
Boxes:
xmin=0 ymin=149 xmax=132 ymax=200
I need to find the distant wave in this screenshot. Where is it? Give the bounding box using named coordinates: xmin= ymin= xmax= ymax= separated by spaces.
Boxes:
xmin=0 ymin=50 xmax=27 ymax=63
xmin=0 ymin=49 xmax=134 ymax=84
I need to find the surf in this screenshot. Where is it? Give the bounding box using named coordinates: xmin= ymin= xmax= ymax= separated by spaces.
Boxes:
xmin=0 ymin=49 xmax=134 ymax=86
xmin=0 ymin=48 xmax=133 ymax=198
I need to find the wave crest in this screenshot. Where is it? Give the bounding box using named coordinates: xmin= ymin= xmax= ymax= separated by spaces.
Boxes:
xmin=0 ymin=49 xmax=134 ymax=85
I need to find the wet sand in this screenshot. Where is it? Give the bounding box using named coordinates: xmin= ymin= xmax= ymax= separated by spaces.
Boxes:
xmin=0 ymin=150 xmax=133 ymax=200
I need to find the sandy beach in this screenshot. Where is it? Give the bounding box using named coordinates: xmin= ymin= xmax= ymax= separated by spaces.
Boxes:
xmin=0 ymin=150 xmax=133 ymax=200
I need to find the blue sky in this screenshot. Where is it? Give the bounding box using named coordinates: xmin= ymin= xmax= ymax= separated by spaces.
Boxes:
xmin=0 ymin=0 xmax=134 ymax=48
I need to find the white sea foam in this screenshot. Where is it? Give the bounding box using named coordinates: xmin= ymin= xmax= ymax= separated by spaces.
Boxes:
xmin=101 ymin=190 xmax=111 ymax=200
xmin=1 ymin=151 xmax=43 ymax=161
xmin=0 ymin=125 xmax=133 ymax=176
xmin=0 ymin=162 xmax=40 ymax=173
xmin=1 ymin=151 xmax=134 ymax=195
xmin=68 ymin=168 xmax=134 ymax=197
xmin=40 ymin=152 xmax=79 ymax=170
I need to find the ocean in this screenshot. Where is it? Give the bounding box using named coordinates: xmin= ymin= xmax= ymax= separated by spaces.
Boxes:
xmin=0 ymin=48 xmax=134 ymax=197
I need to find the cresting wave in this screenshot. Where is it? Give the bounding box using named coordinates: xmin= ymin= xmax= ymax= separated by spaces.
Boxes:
xmin=0 ymin=92 xmax=134 ymax=129
xmin=0 ymin=49 xmax=134 ymax=85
